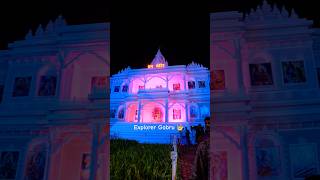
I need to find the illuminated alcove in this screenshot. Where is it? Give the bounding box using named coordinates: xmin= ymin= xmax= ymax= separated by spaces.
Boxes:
xmin=130 ymin=77 xmax=145 ymax=94
xmin=168 ymin=103 xmax=186 ymax=123
xmin=189 ymin=103 xmax=199 ymax=121
xmin=168 ymin=75 xmax=185 ymax=91
xmin=200 ymin=105 xmax=210 ymax=118
xmin=140 ymin=102 xmax=165 ymax=123
xmin=117 ymin=105 xmax=125 ymax=120
xmin=145 ymin=76 xmax=167 ymax=90
xmin=126 ymin=103 xmax=138 ymax=122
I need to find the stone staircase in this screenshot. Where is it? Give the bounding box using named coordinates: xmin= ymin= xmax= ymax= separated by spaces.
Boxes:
xmin=178 ymin=145 xmax=198 ymax=179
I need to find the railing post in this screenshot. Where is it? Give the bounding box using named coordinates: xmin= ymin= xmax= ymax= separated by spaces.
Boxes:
xmin=171 ymin=135 xmax=178 ymax=180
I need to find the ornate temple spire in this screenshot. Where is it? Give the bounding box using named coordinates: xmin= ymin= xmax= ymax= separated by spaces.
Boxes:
xmin=35 ymin=24 xmax=44 ymax=36
xmin=54 ymin=15 xmax=67 ymax=27
xmin=45 ymin=20 xmax=55 ymax=33
xmin=244 ymin=0 xmax=305 ymax=21
xmin=150 ymin=48 xmax=168 ymax=67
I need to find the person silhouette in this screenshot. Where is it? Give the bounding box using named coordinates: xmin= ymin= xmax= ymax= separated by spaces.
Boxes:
xmin=185 ymin=127 xmax=191 ymax=146
xmin=195 ymin=124 xmax=204 ymax=144
xmin=191 ymin=117 xmax=210 ymax=180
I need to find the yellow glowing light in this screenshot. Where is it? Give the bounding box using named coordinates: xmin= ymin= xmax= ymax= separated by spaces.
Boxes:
xmin=156 ymin=63 xmax=165 ymax=68
xmin=148 ymin=63 xmax=165 ymax=69
xmin=148 ymin=63 xmax=164 ymax=69
xmin=177 ymin=124 xmax=184 ymax=131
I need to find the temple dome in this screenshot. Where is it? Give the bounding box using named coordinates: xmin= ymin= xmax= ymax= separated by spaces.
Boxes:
xmin=151 ymin=49 xmax=168 ymax=67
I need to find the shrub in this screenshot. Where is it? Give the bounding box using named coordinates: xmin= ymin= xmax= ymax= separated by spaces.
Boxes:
xmin=110 ymin=139 xmax=181 ymax=180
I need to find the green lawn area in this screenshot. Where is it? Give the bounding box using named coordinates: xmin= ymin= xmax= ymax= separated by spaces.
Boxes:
xmin=110 ymin=139 xmax=181 ymax=180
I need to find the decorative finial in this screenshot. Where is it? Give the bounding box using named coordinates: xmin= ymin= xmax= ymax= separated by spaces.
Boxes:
xmin=290 ymin=8 xmax=298 ymax=18
xmin=25 ymin=29 xmax=33 ymax=39
xmin=281 ymin=6 xmax=289 ymax=17
xmin=55 ymin=15 xmax=67 ymax=27
xmin=46 ymin=20 xmax=54 ymax=32
xmin=261 ymin=0 xmax=270 ymax=10
xmin=156 ymin=48 xmax=163 ymax=57
xmin=35 ymin=25 xmax=44 ymax=36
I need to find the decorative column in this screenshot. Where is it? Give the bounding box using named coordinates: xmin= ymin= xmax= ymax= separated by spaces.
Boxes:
xmin=89 ymin=124 xmax=99 ymax=180
xmin=123 ymin=103 xmax=127 ymax=121
xmin=165 ymin=99 xmax=169 ymax=123
xmin=185 ymin=102 xmax=189 ymax=123
xmin=45 ymin=128 xmax=64 ymax=180
xmin=166 ymin=75 xmax=169 ymax=90
xmin=16 ymin=143 xmax=29 ymax=180
xmin=128 ymin=78 xmax=132 ymax=93
xmin=234 ymin=39 xmax=245 ymax=94
xmin=56 ymin=50 xmax=64 ymax=99
xmin=44 ymin=138 xmax=52 ymax=180
xmin=138 ymin=100 xmax=142 ymax=123
xmin=183 ymin=74 xmax=187 ymax=90
xmin=240 ymin=125 xmax=249 ymax=180
xmin=96 ymin=123 xmax=109 ymax=180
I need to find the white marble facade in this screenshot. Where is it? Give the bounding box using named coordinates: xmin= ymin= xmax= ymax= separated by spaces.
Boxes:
xmin=0 ymin=16 xmax=110 ymax=180
xmin=110 ymin=49 xmax=210 ymax=143
xmin=210 ymin=1 xmax=320 ymax=179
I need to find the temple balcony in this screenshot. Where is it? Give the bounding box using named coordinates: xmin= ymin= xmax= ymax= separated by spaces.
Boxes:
xmin=137 ymin=87 xmax=170 ymax=94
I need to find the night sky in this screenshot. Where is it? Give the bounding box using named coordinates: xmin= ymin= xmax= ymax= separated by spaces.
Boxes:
xmin=0 ymin=0 xmax=319 ymax=75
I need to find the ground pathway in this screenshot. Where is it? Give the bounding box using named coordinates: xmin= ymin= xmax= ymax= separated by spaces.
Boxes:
xmin=178 ymin=144 xmax=197 ymax=179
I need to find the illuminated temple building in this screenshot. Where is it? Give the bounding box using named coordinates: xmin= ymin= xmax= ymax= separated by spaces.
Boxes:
xmin=0 ymin=17 xmax=110 ymax=180
xmin=1 ymin=1 xmax=320 ymax=179
xmin=110 ymin=49 xmax=210 ymax=143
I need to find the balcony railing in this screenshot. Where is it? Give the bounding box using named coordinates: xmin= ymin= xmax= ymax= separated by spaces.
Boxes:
xmin=138 ymin=87 xmax=170 ymax=93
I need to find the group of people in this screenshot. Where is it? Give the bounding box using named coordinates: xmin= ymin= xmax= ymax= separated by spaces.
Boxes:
xmin=176 ymin=117 xmax=211 ymax=180
xmin=191 ymin=117 xmax=210 ymax=180
xmin=178 ymin=121 xmax=209 ymax=146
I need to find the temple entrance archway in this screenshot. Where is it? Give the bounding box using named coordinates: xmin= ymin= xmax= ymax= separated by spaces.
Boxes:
xmin=141 ymin=102 xmax=165 ymax=123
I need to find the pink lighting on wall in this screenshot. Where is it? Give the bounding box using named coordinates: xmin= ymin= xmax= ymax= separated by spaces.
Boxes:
xmin=141 ymin=102 xmax=165 ymax=123
xmin=168 ymin=103 xmax=186 ymax=123
xmin=168 ymin=75 xmax=185 ymax=91
xmin=126 ymin=103 xmax=138 ymax=122
xmin=130 ymin=78 xmax=145 ymax=94
xmin=128 ymin=74 xmax=188 ymax=94
xmin=145 ymin=76 xmax=167 ymax=90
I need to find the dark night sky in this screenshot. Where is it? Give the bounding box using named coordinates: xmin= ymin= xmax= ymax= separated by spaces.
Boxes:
xmin=0 ymin=0 xmax=319 ymax=75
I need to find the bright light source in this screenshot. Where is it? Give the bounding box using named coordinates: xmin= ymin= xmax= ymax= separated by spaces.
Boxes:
xmin=147 ymin=63 xmax=165 ymax=69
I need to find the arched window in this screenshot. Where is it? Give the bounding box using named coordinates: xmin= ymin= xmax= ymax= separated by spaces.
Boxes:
xmin=126 ymin=104 xmax=138 ymax=122
xmin=200 ymin=106 xmax=210 ymax=118
xmin=118 ymin=107 xmax=124 ymax=119
xmin=24 ymin=143 xmax=48 ymax=180
xmin=145 ymin=76 xmax=166 ymax=90
xmin=173 ymin=108 xmax=181 ymax=119
xmin=110 ymin=109 xmax=116 ymax=118
xmin=141 ymin=102 xmax=165 ymax=123
xmin=255 ymin=138 xmax=280 ymax=177
xmin=188 ymin=81 xmax=195 ymax=89
xmin=91 ymin=76 xmax=107 ymax=94
xmin=37 ymin=63 xmax=57 ymax=97
xmin=190 ymin=105 xmax=197 ymax=119
xmin=122 ymin=84 xmax=128 ymax=92
xmin=152 ymin=107 xmax=163 ymax=122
